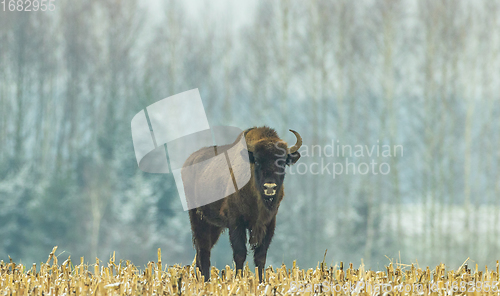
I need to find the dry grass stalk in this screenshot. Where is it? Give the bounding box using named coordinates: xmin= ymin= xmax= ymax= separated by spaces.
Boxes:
xmin=1 ymin=248 xmax=499 ymax=295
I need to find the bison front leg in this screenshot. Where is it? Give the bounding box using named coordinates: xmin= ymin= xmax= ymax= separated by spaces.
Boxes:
xmin=253 ymin=217 xmax=276 ymax=282
xmin=228 ymin=221 xmax=247 ymax=276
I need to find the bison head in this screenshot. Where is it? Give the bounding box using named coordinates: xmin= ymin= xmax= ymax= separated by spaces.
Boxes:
xmin=242 ymin=128 xmax=302 ymax=209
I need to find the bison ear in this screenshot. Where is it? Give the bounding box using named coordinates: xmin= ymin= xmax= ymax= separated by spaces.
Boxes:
xmin=240 ymin=149 xmax=254 ymax=163
xmin=286 ymin=151 xmax=300 ymax=165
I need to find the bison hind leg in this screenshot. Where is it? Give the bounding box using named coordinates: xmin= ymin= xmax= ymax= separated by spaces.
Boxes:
xmin=189 ymin=209 xmax=223 ymax=281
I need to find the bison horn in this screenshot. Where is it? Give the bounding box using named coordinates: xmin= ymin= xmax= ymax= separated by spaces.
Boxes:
xmin=238 ymin=131 xmax=254 ymax=152
xmin=288 ymin=129 xmax=302 ymax=154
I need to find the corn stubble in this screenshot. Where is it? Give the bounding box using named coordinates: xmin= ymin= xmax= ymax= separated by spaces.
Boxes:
xmin=1 ymin=247 xmax=499 ymax=295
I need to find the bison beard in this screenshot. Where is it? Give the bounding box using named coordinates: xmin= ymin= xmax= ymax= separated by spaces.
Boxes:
xmin=183 ymin=126 xmax=302 ymax=282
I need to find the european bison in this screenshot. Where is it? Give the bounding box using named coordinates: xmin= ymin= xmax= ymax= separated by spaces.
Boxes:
xmin=182 ymin=126 xmax=302 ymax=282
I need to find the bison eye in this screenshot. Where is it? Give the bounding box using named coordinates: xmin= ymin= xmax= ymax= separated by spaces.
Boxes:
xmin=255 ymin=161 xmax=260 ymax=166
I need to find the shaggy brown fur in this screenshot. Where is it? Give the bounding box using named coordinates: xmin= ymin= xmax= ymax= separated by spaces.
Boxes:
xmin=182 ymin=126 xmax=302 ymax=282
